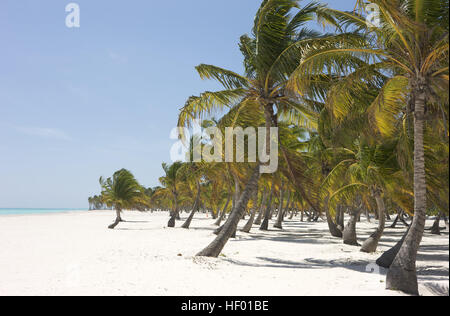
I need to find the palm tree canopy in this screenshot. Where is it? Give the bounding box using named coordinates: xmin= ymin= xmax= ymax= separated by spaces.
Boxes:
xmin=100 ymin=169 xmax=149 ymax=211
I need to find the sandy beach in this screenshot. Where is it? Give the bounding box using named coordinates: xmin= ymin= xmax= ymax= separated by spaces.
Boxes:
xmin=0 ymin=211 xmax=448 ymax=296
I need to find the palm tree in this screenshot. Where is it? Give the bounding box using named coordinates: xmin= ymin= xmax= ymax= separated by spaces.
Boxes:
xmin=290 ymin=0 xmax=449 ymax=294
xmin=325 ymin=139 xmax=401 ymax=252
xmin=241 ymin=184 xmax=263 ymax=233
xmin=159 ymin=162 xmax=185 ymax=228
xmin=99 ymin=169 xmax=149 ymax=229
xmin=259 ymin=177 xmax=276 ymax=231
xmin=178 ymin=0 xmax=328 ymax=257
xmin=179 ymin=135 xmax=205 ymax=229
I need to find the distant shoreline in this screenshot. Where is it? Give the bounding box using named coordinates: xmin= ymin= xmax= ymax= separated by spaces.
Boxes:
xmin=0 ymin=209 xmax=90 ymax=217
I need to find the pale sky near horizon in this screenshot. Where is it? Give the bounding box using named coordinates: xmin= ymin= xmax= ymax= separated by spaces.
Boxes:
xmin=0 ymin=0 xmax=355 ymax=208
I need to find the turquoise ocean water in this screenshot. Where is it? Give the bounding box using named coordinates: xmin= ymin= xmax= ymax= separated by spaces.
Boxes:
xmin=0 ymin=208 xmax=88 ymax=216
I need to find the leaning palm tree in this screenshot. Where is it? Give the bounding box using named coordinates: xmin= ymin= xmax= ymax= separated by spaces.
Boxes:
xmin=178 ymin=0 xmax=328 ymax=257
xmin=325 ymin=139 xmax=401 ymax=252
xmin=159 ymin=162 xmax=185 ymax=227
xmin=99 ymin=169 xmax=149 ymax=229
xmin=290 ymin=0 xmax=449 ymax=294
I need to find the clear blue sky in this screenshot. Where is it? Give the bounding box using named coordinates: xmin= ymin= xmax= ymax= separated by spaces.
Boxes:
xmin=0 ymin=0 xmax=355 ymax=208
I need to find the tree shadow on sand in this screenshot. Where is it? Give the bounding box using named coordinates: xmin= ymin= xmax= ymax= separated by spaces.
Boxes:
xmin=223 ymin=256 xmax=448 ymax=288
xmin=223 ymin=256 xmax=383 ymax=274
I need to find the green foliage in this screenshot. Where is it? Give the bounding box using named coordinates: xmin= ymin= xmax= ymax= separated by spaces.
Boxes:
xmin=99 ymin=169 xmax=149 ymax=212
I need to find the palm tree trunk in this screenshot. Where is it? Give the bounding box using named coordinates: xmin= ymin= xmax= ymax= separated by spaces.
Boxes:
xmin=361 ymin=189 xmax=386 ymax=253
xmin=197 ymin=165 xmax=260 ymax=257
xmin=430 ymin=214 xmax=441 ymax=235
xmin=377 ymin=227 xmax=410 ymax=269
xmin=326 ymin=209 xmax=342 ymax=238
xmin=400 ymin=212 xmax=410 ymax=227
xmin=343 ymin=209 xmax=361 ymax=246
xmin=108 ymin=208 xmax=122 ymax=229
xmin=336 ymin=207 xmax=345 ymax=232
xmin=289 ymin=209 xmax=294 ymax=220
xmin=269 ymin=203 xmax=276 ymax=220
xmin=167 ymin=192 xmax=179 ymax=228
xmin=274 ymin=187 xmax=288 ymax=229
xmin=387 ymin=85 xmax=427 ymax=295
xmin=181 ymin=182 xmax=201 ymax=229
xmin=391 ymin=213 xmax=400 ymax=228
xmin=241 ymin=206 xmax=258 ymax=233
xmin=241 ymin=188 xmax=260 ymax=233
xmin=366 ymin=209 xmax=371 ymax=223
xmin=232 ymin=172 xmax=241 ymax=208
xmin=254 ymin=190 xmax=268 ymax=225
xmin=284 ymin=194 xmax=293 ymax=220
xmin=210 ymin=208 xmax=218 ymax=219
xmin=325 ymin=195 xmax=343 ymax=238
xmin=260 ymin=183 xmax=275 ymax=231
xmin=214 ymin=194 xmax=231 ymax=226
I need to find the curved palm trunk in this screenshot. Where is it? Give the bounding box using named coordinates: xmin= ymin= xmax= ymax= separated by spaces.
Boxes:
xmin=336 ymin=207 xmax=345 ymax=232
xmin=288 ymin=203 xmax=296 ymax=220
xmin=108 ymin=208 xmax=122 ymax=229
xmin=254 ymin=190 xmax=268 ymax=225
xmin=254 ymin=209 xmax=264 ymax=225
xmin=269 ymin=204 xmax=276 ymax=220
xmin=274 ymin=190 xmax=290 ymax=229
xmin=167 ymin=192 xmax=179 ymax=228
xmin=181 ymin=182 xmax=201 ymax=229
xmin=241 ymin=206 xmax=258 ymax=233
xmin=241 ymin=188 xmax=260 ymax=233
xmin=214 ymin=175 xmax=240 ymax=231
xmin=361 ymin=189 xmax=386 ymax=253
xmin=197 ymin=102 xmax=276 ymax=257
xmin=197 ymin=165 xmax=260 ymax=257
xmin=215 ymin=189 xmax=242 ymax=235
xmin=377 ymin=227 xmax=410 ymax=269
xmin=260 ymin=183 xmax=275 ymax=231
xmin=387 ymin=87 xmax=427 ymax=295
xmin=325 ymin=195 xmax=343 ymax=238
xmin=343 ymin=209 xmax=361 ymax=246
xmin=214 ymin=195 xmax=231 ymax=226
xmin=400 ymin=212 xmax=411 ymax=227
xmin=391 ymin=213 xmax=400 ymax=228
xmin=391 ymin=210 xmax=410 ymax=228
xmin=326 ymin=209 xmax=342 ymax=238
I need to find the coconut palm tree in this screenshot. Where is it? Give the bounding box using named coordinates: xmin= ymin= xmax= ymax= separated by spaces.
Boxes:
xmin=178 ymin=0 xmax=331 ymax=257
xmin=159 ymin=162 xmax=185 ymax=228
xmin=325 ymin=139 xmax=401 ymax=251
xmin=99 ymin=169 xmax=149 ymax=229
xmin=290 ymin=0 xmax=449 ymax=294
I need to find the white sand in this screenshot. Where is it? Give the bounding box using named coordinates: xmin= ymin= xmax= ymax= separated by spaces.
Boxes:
xmin=0 ymin=211 xmax=448 ymax=296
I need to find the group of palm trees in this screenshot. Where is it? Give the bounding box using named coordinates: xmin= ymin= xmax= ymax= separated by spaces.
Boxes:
xmin=93 ymin=0 xmax=449 ymax=296
xmin=88 ymin=195 xmax=106 ymax=211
